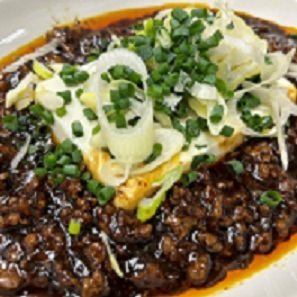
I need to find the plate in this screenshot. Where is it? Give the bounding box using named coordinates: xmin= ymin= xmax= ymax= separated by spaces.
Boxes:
xmin=0 ymin=1 xmax=297 ymax=297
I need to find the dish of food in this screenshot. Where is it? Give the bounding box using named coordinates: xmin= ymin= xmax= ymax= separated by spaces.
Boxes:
xmin=1 ymin=1 xmax=297 ymax=297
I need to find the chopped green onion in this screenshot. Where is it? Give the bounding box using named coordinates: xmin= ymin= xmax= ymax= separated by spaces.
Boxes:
xmin=210 ymin=104 xmax=224 ymax=124
xmin=260 ymin=190 xmax=283 ymax=208
xmin=44 ymin=153 xmax=57 ymax=169
xmin=198 ymin=30 xmax=223 ymax=50
xmin=57 ymin=90 xmax=72 ymax=105
xmin=81 ymin=171 xmax=91 ymax=181
xmin=87 ymin=179 xmax=102 ymax=196
xmin=118 ymin=82 xmax=135 ymax=98
xmin=181 ymin=171 xmax=198 ymax=186
xmin=237 ymin=93 xmax=261 ymax=112
xmin=62 ymin=164 xmax=80 ymax=178
xmin=76 ymin=88 xmax=84 ymax=98
xmin=42 ymin=110 xmax=55 ymax=125
xmin=34 ymin=167 xmax=47 ymax=178
xmin=189 ymin=20 xmax=205 ymax=35
xmin=226 ymin=22 xmax=235 ymax=30
xmin=56 ymin=106 xmax=67 ymax=117
xmin=59 ymin=64 xmax=89 ymax=86
xmin=264 ymin=55 xmax=273 ymax=65
xmin=98 ymin=187 xmax=116 ymax=205
xmin=227 ymin=160 xmax=244 ymax=175
xmin=92 ymin=125 xmax=101 ymax=135
xmin=83 ymin=108 xmax=98 ymax=121
xmin=191 ymin=154 xmax=216 ymax=170
xmin=68 ymin=219 xmax=81 ymax=235
xmin=61 ymin=139 xmax=74 ymax=154
xmin=241 ymin=111 xmax=274 ymax=133
xmin=74 ymin=70 xmax=89 ymax=83
xmin=3 ymin=114 xmax=18 ymax=132
xmin=185 ymin=118 xmax=201 ymax=142
xmin=30 ymin=104 xmax=54 ymax=125
xmin=215 ymin=78 xmax=234 ymax=99
xmin=145 ymin=143 xmax=163 ymax=164
xmin=57 ymin=155 xmax=71 ymax=166
xmin=101 ymin=72 xmax=111 ymax=82
xmin=191 ymin=8 xmax=208 ymax=18
xmin=136 ymin=45 xmax=153 ymax=61
xmin=220 ymin=125 xmax=234 ymax=137
xmin=72 ymin=121 xmax=84 ymax=137
xmin=53 ymin=173 xmax=65 ymax=186
xmin=172 ymin=8 xmax=189 ymax=22
xmin=72 ymin=149 xmax=83 ymax=164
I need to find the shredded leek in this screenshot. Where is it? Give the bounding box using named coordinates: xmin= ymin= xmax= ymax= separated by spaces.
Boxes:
xmin=33 ymin=60 xmax=53 ymax=80
xmin=137 ymin=166 xmax=183 ymax=222
xmin=100 ymin=232 xmax=124 ymax=278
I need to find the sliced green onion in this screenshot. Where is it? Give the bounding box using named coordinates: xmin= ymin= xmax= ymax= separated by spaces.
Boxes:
xmin=144 ymin=143 xmax=163 ymax=164
xmin=92 ymin=125 xmax=101 ymax=135
xmin=220 ymin=125 xmax=234 ymax=137
xmin=210 ymin=104 xmax=224 ymax=124
xmin=72 ymin=121 xmax=84 ymax=137
xmin=83 ymin=108 xmax=98 ymax=121
xmin=68 ymin=219 xmax=81 ymax=235
xmin=62 ymin=164 xmax=80 ymax=178
xmin=57 ymin=155 xmax=71 ymax=166
xmin=33 ymin=60 xmax=53 ymax=80
xmin=34 ymin=167 xmax=47 ymax=178
xmin=264 ymin=55 xmax=273 ymax=65
xmin=237 ymin=93 xmax=261 ymax=112
xmin=191 ymin=154 xmax=216 ymax=170
xmin=72 ymin=149 xmax=83 ymax=164
xmin=56 ymin=106 xmax=67 ymax=117
xmin=181 ymin=171 xmax=198 ymax=186
xmin=87 ymin=179 xmax=102 ymax=196
xmin=227 ymin=160 xmax=244 ymax=175
xmin=260 ymin=190 xmax=283 ymax=208
xmin=61 ymin=139 xmax=74 ymax=154
xmin=76 ymin=88 xmax=84 ymax=98
xmin=57 ymin=90 xmax=72 ymax=105
xmin=172 ymin=8 xmax=188 ymax=22
xmin=98 ymin=187 xmax=116 ymax=205
xmin=44 ymin=153 xmax=57 ymax=169
xmin=3 ymin=114 xmax=18 ymax=132
xmin=81 ymin=171 xmax=91 ymax=181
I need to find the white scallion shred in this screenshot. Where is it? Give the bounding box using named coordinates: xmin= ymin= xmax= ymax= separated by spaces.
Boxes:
xmin=100 ymin=232 xmax=124 ymax=278
xmin=10 ymin=134 xmax=31 ymax=170
xmin=3 ymin=39 xmax=59 ymax=73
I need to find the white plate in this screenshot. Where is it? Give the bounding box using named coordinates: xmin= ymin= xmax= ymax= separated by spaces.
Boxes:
xmin=0 ymin=1 xmax=297 ymax=297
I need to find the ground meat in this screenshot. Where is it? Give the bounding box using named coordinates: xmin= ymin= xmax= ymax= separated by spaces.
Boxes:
xmin=0 ymin=9 xmax=297 ymax=297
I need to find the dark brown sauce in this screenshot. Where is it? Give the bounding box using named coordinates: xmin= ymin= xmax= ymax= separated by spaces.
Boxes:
xmin=0 ymin=3 xmax=297 ymax=297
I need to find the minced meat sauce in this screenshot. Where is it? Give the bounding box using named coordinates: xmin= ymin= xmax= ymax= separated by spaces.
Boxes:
xmin=0 ymin=9 xmax=297 ymax=297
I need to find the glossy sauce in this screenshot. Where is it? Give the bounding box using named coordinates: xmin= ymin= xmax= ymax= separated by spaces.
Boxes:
xmin=0 ymin=3 xmax=297 ymax=297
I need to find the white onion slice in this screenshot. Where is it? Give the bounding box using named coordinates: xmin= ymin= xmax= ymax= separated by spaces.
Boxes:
xmin=235 ymin=49 xmax=295 ymax=98
xmin=248 ymin=81 xmax=297 ymax=170
xmin=100 ymin=160 xmax=131 ymax=187
xmin=190 ymin=82 xmax=218 ymax=101
xmin=35 ymin=75 xmax=66 ymax=111
xmin=132 ymin=128 xmax=185 ymax=175
xmin=6 ymin=72 xmax=37 ymax=109
xmin=96 ymin=48 xmax=154 ymax=164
